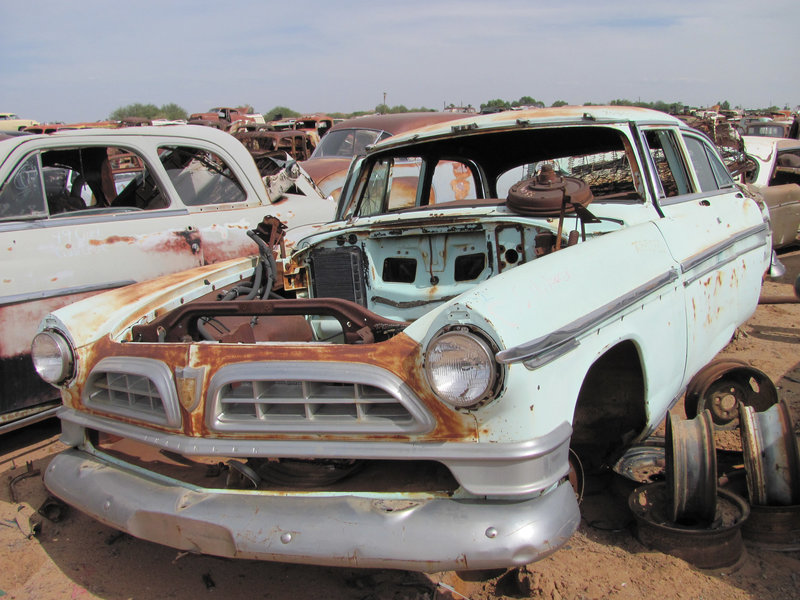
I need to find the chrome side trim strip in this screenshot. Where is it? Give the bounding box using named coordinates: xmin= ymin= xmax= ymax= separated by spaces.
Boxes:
xmin=496 ymin=268 xmax=680 ymax=367
xmin=0 ymin=208 xmax=190 ymax=232
xmin=681 ymin=223 xmax=769 ymax=286
xmin=0 ymin=280 xmax=136 ymax=307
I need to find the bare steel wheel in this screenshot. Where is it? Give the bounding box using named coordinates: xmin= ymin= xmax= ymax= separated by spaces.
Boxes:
xmin=684 ymin=360 xmax=778 ymax=429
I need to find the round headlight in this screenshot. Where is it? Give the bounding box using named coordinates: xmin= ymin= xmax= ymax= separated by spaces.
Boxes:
xmin=31 ymin=330 xmax=74 ymax=385
xmin=425 ymin=330 xmax=496 ymax=408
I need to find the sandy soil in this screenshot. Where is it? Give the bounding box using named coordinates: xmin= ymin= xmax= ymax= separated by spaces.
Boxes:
xmin=2 ymin=250 xmax=799 ymax=600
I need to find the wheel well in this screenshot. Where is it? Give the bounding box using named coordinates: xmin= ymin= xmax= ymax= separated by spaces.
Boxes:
xmin=570 ymin=340 xmax=646 ymax=468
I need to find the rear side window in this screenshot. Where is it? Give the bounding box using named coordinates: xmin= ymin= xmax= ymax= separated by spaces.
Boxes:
xmin=1 ymin=146 xmax=169 ymax=219
xmin=683 ymin=136 xmax=718 ymax=192
xmin=0 ymin=154 xmax=46 ymax=220
xmin=645 ymin=129 xmax=692 ymax=198
xmin=497 ymin=149 xmax=639 ymax=201
xmin=682 ymin=135 xmax=735 ymax=192
xmin=772 ymin=149 xmax=800 ymax=186
xmin=159 ymin=146 xmax=246 ymax=206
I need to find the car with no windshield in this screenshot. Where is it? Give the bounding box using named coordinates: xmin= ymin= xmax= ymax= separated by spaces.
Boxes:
xmin=0 ymin=125 xmax=333 ymax=432
xmin=37 ymin=107 xmax=771 ymax=571
xmin=300 ymin=112 xmax=467 ymax=201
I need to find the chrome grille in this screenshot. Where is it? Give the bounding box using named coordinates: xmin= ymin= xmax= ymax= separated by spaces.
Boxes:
xmin=86 ymin=372 xmax=165 ymax=417
xmin=219 ymin=380 xmax=411 ymax=422
xmin=209 ymin=362 xmax=434 ymax=434
xmin=83 ymin=357 xmax=181 ymax=427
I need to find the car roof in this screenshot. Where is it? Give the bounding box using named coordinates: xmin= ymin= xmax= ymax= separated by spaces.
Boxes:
xmin=0 ymin=124 xmax=235 ymax=145
xmin=326 ymin=112 xmax=468 ymax=135
xmin=0 ymin=125 xmax=258 ymax=174
xmin=373 ymin=106 xmax=685 ymax=151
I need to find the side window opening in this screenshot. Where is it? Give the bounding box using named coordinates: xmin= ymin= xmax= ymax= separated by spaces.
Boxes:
xmin=645 ymin=130 xmax=692 ymax=198
xmin=428 ymin=160 xmax=477 ymax=205
xmin=683 ymin=136 xmax=718 ymax=192
xmin=1 ymin=147 xmax=167 ymax=219
xmin=770 ymin=150 xmax=800 ymax=186
xmin=352 ymin=156 xmax=479 ymax=217
xmin=386 ymin=158 xmax=423 ymax=211
xmin=497 ymin=149 xmax=639 ymax=202
xmin=159 ymin=146 xmax=247 ymax=206
xmin=358 ymin=158 xmax=392 ymax=216
xmin=0 ymin=154 xmax=47 ymax=221
xmin=705 ymin=144 xmax=736 ymax=189
xmin=683 ymin=134 xmax=736 ymax=193
xmin=43 ymin=146 xmax=167 ymax=213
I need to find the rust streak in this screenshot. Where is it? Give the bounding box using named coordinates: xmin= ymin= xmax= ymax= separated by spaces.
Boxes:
xmin=89 ymin=235 xmax=136 ymax=246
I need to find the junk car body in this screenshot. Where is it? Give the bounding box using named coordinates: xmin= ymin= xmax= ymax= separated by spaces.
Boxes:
xmin=0 ymin=112 xmax=39 ymax=132
xmin=0 ymin=125 xmax=334 ymax=431
xmin=38 ymin=107 xmax=772 ymax=571
xmin=188 ymin=107 xmax=263 ymax=131
xmin=742 ymin=135 xmax=800 ymax=249
xmin=300 ymin=112 xmax=467 ymax=201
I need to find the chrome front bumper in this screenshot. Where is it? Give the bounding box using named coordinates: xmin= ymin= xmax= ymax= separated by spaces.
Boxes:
xmin=44 ymin=447 xmax=580 ymax=572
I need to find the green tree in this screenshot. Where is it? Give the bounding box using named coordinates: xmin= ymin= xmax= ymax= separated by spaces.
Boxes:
xmin=514 ymin=96 xmax=544 ymax=108
xmin=159 ymin=103 xmax=188 ymax=120
xmin=374 ymin=104 xmax=433 ymax=114
xmin=717 ymin=100 xmax=731 ymax=110
xmin=480 ymin=99 xmax=511 ymax=111
xmin=109 ymin=103 xmax=188 ymax=121
xmin=551 ymin=100 xmax=568 ymax=107
xmin=110 ymin=103 xmax=157 ymax=120
xmin=264 ymin=106 xmax=301 ymax=122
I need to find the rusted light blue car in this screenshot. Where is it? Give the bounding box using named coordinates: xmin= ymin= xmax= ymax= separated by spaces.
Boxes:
xmin=36 ymin=107 xmax=772 ymax=571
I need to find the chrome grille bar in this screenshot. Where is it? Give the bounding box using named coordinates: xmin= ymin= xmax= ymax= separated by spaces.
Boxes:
xmin=82 ymin=357 xmax=181 ymax=427
xmin=208 ymin=362 xmax=434 ymax=434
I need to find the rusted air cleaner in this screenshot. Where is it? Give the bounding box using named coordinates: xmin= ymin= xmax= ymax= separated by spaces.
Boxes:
xmin=506 ymin=165 xmax=596 ymax=251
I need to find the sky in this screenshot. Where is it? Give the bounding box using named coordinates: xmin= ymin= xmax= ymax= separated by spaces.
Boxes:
xmin=1 ymin=0 xmax=797 ymax=124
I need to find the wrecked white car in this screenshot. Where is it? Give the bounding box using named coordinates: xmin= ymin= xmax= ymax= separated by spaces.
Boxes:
xmin=0 ymin=125 xmax=333 ymax=431
xmin=741 ymin=135 xmax=800 ymax=249
xmin=37 ymin=107 xmax=771 ymax=571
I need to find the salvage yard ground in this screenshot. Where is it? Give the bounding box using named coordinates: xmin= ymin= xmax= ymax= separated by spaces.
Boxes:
xmin=2 ymin=249 xmax=799 ymax=600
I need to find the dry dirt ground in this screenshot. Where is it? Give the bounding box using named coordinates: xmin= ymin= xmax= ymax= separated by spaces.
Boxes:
xmin=2 ymin=250 xmax=799 ymax=600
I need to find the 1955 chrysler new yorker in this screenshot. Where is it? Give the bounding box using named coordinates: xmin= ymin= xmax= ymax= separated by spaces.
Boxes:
xmin=35 ymin=107 xmax=772 ymax=571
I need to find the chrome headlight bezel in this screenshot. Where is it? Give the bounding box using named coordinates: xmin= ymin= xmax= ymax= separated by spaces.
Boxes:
xmin=424 ymin=327 xmax=501 ymax=409
xmin=31 ymin=329 xmax=75 ymax=385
